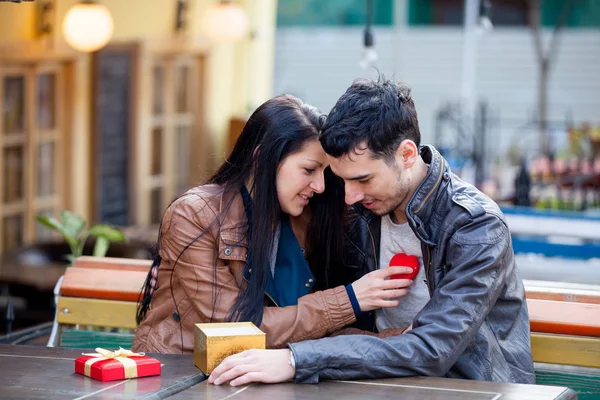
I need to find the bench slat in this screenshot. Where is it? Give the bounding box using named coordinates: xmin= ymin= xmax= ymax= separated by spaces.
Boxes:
xmin=531 ymin=333 xmax=600 ymax=369
xmin=527 ymin=299 xmax=600 ymax=337
xmin=59 ymin=329 xmax=135 ymax=349
xmin=60 ymin=267 xmax=147 ymax=302
xmin=56 ymin=297 xmax=138 ymax=329
xmin=72 ymin=256 xmax=152 ymax=271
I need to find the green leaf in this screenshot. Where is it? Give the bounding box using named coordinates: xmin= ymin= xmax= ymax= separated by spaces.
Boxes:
xmin=93 ymin=236 xmax=110 ymax=257
xmin=88 ymin=224 xmax=126 ymax=242
xmin=37 ymin=214 xmax=65 ymax=232
xmin=61 ymin=210 xmax=86 ymax=240
xmin=37 ymin=214 xmax=79 ymax=251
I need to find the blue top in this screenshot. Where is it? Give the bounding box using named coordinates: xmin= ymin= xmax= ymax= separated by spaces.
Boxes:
xmin=265 ymin=214 xmax=315 ymax=306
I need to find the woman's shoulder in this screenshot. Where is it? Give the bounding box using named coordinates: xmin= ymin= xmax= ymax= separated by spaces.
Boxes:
xmin=178 ymin=184 xmax=224 ymax=206
xmin=161 ymin=184 xmax=225 ymax=231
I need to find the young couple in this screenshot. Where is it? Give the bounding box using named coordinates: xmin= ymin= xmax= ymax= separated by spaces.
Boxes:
xmin=133 ymin=77 xmax=535 ymax=386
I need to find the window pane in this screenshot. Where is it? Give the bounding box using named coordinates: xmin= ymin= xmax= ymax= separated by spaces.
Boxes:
xmin=3 ymin=146 xmax=24 ymax=203
xmin=151 ymin=127 xmax=163 ymax=176
xmin=152 ymin=66 xmax=164 ymax=115
xmin=37 ymin=142 xmax=55 ymax=197
xmin=176 ymin=126 xmax=190 ymax=194
xmin=3 ymin=214 xmax=24 ymax=253
xmin=175 ymin=65 xmax=190 ymax=113
xmin=150 ymin=188 xmax=162 ymax=225
xmin=35 ymin=208 xmax=54 ymax=241
xmin=37 ymin=73 xmax=55 ymax=129
xmin=3 ymin=76 xmax=25 ymax=134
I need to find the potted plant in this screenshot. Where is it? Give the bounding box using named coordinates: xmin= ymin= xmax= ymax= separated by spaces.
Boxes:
xmin=36 ymin=210 xmax=126 ymax=262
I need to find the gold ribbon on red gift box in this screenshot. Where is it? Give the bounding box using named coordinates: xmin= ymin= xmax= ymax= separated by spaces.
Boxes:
xmin=81 ymin=347 xmax=145 ymax=379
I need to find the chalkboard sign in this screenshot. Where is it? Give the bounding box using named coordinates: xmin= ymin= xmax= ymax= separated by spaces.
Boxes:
xmin=93 ymin=47 xmax=134 ymax=226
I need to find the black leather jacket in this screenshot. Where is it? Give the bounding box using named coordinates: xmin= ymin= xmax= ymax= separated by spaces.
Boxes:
xmin=290 ymin=145 xmax=535 ymax=384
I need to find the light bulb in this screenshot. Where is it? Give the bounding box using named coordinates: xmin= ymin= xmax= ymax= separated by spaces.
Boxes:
xmin=202 ymin=2 xmax=249 ymax=44
xmin=476 ymin=15 xmax=493 ymax=36
xmin=62 ymin=2 xmax=114 ymax=52
xmin=360 ymin=46 xmax=378 ymax=69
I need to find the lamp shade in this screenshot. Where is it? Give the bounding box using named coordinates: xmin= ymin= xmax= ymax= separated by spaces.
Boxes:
xmin=62 ymin=2 xmax=114 ymax=52
xmin=202 ymin=2 xmax=248 ymax=44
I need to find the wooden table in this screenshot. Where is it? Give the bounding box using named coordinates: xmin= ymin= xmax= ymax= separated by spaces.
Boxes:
xmin=0 ymin=344 xmax=206 ymax=399
xmin=0 ymin=344 xmax=577 ymax=399
xmin=169 ymin=377 xmax=577 ymax=400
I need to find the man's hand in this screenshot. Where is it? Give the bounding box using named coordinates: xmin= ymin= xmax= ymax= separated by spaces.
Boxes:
xmin=208 ymin=349 xmax=294 ymax=387
xmin=351 ymin=266 xmax=413 ymax=312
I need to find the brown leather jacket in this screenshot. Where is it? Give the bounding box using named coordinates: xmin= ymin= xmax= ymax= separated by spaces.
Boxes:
xmin=132 ymin=184 xmax=357 ymax=354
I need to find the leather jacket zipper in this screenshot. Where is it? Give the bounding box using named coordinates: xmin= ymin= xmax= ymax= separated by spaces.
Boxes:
xmin=366 ymin=218 xmax=378 ymax=332
xmin=366 ymin=221 xmax=378 ymax=271
xmin=424 ymin=246 xmax=433 ymax=298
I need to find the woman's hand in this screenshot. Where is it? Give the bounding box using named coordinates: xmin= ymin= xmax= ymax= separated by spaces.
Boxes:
xmin=208 ymin=349 xmax=294 ymax=386
xmin=149 ymin=264 xmax=158 ymax=295
xmin=351 ymin=266 xmax=413 ymax=312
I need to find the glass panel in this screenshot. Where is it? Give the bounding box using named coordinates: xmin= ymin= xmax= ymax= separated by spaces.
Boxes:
xmin=3 ymin=146 xmax=24 ymax=203
xmin=37 ymin=73 xmax=55 ymax=129
xmin=3 ymin=76 xmax=25 ymax=134
xmin=37 ymin=142 xmax=55 ymax=197
xmin=176 ymin=126 xmax=190 ymax=194
xmin=175 ymin=65 xmax=190 ymax=113
xmin=152 ymin=66 xmax=164 ymax=115
xmin=151 ymin=127 xmax=163 ymax=176
xmin=3 ymin=214 xmax=24 ymax=253
xmin=35 ymin=208 xmax=54 ymax=241
xmin=150 ymin=188 xmax=162 ymax=225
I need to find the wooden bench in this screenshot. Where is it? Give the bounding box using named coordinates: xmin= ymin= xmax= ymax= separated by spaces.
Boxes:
xmin=47 ymin=256 xmax=151 ymax=349
xmin=524 ymin=280 xmax=600 ymax=399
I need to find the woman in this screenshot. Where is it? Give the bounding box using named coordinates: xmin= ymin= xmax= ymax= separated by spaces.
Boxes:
xmin=133 ymin=95 xmax=412 ymax=354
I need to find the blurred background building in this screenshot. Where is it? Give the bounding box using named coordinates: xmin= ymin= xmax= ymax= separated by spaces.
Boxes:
xmin=274 ymin=0 xmax=600 ymax=203
xmin=0 ymin=0 xmax=276 ymax=256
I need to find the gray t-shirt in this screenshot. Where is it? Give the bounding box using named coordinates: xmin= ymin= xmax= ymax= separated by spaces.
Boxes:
xmin=375 ymin=214 xmax=430 ymax=331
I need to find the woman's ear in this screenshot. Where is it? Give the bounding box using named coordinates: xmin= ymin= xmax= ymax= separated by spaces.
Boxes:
xmin=253 ymin=145 xmax=260 ymax=159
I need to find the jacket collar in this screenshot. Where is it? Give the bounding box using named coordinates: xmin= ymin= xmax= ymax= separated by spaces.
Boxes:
xmin=405 ymin=144 xmax=448 ymax=246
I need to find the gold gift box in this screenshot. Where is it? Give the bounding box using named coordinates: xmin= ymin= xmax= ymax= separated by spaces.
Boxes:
xmin=193 ymin=322 xmax=266 ymax=375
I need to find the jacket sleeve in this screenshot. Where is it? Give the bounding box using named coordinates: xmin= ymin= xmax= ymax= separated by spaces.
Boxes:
xmin=161 ymin=194 xmax=357 ymax=350
xmin=289 ymin=214 xmax=513 ymax=383
xmin=328 ymin=327 xmax=409 ymax=338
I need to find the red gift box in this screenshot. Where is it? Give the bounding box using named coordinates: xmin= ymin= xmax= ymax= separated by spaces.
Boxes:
xmin=74 ymin=347 xmax=161 ymax=382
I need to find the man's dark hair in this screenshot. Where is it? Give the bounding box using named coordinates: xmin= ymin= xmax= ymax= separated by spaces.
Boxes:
xmin=320 ymin=77 xmax=420 ymax=163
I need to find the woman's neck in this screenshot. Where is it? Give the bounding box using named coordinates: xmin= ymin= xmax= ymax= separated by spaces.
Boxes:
xmin=288 ymin=208 xmax=311 ymax=250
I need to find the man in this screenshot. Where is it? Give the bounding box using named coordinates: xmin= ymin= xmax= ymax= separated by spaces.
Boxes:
xmin=208 ymin=77 xmax=535 ymax=386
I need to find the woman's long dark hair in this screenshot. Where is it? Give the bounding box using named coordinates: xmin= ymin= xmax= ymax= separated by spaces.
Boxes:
xmin=136 ymin=94 xmax=346 ymax=329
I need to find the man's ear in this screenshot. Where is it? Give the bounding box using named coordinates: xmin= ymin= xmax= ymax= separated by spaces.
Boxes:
xmin=396 ymin=139 xmax=419 ymax=168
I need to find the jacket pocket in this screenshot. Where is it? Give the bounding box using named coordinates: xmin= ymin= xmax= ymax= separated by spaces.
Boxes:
xmin=219 ymin=231 xmax=248 ymax=261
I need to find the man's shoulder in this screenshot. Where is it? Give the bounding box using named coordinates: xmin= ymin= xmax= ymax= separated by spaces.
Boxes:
xmin=445 ymin=180 xmax=508 ymax=244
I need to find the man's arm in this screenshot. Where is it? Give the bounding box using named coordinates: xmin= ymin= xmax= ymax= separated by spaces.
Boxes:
xmin=291 ymin=215 xmax=513 ymax=383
